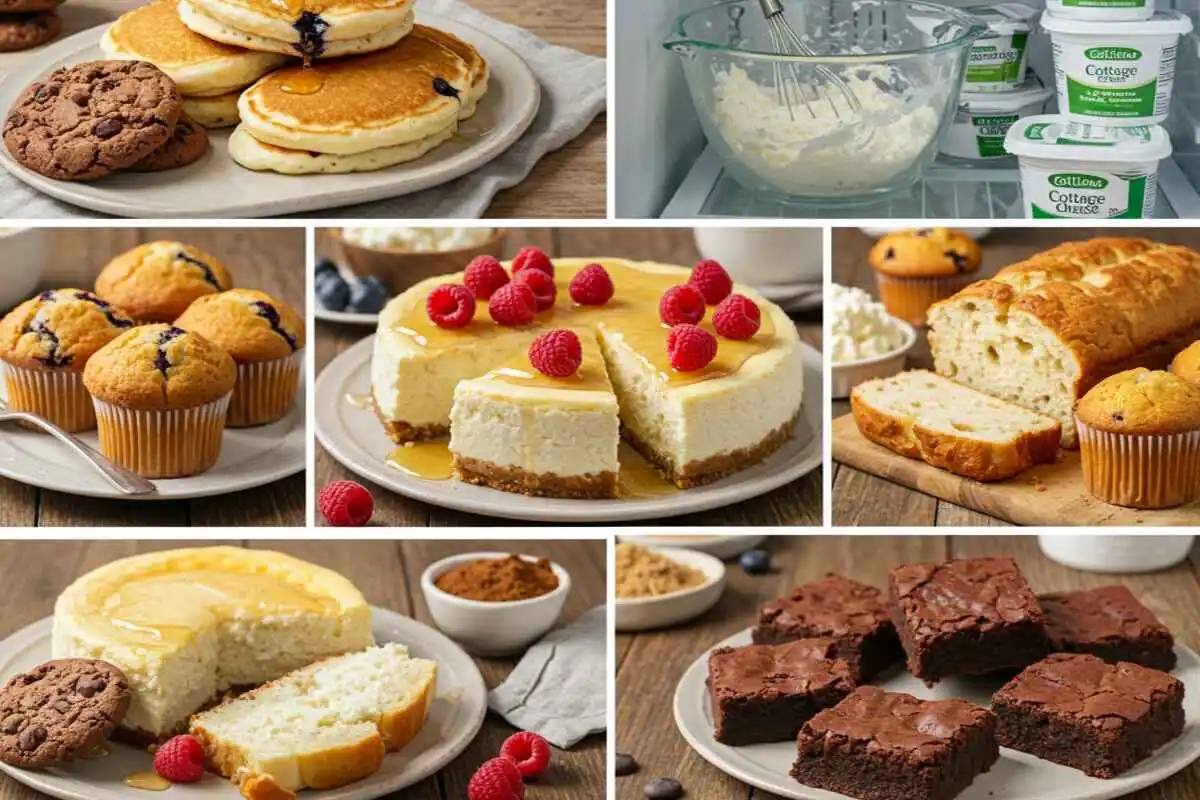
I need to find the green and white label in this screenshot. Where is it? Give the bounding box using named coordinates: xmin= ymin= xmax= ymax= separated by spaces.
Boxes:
xmin=1025 ymin=169 xmax=1154 ymax=217
xmin=966 ymin=32 xmax=1029 ymax=86
xmin=972 ymin=113 xmax=1020 ymax=157
xmin=1053 ymin=39 xmax=1176 ymax=119
xmin=1062 ymin=0 xmax=1147 ymax=7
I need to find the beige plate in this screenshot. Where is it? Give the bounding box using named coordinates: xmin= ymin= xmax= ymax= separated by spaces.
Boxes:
xmin=0 ymin=13 xmax=540 ymax=218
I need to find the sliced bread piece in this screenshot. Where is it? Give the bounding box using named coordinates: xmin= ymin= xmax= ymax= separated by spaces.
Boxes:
xmin=190 ymin=643 xmax=436 ymax=800
xmin=851 ymin=371 xmax=1062 ymax=481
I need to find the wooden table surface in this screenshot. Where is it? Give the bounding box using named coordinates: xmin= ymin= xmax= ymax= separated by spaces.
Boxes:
xmin=315 ymin=227 xmax=824 ymax=527
xmin=830 ymin=227 xmax=1200 ymax=527
xmin=616 ymin=533 xmax=1200 ymax=800
xmin=0 ymin=228 xmax=306 ymax=527
xmin=0 ymin=538 xmax=607 ymax=800
xmin=0 ymin=0 xmax=606 ymax=220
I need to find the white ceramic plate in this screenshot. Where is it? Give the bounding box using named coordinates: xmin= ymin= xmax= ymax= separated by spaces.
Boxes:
xmin=615 ymin=547 xmax=726 ymax=633
xmin=0 ymin=608 xmax=486 ymax=800
xmin=618 ymin=534 xmax=767 ymax=561
xmin=0 ymin=13 xmax=540 ymax=218
xmin=0 ymin=386 xmax=305 ymax=500
xmin=315 ymin=307 xmax=382 ymax=327
xmin=675 ymin=628 xmax=1200 ymax=800
xmin=314 ymin=336 xmax=824 ymax=523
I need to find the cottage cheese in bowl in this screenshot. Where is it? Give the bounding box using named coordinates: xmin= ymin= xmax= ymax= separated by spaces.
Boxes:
xmin=340 ymin=227 xmax=496 ymax=253
xmin=831 ymin=285 xmax=908 ymax=364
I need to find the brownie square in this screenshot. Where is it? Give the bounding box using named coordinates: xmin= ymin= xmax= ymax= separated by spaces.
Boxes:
xmin=1040 ymin=586 xmax=1176 ymax=671
xmin=753 ymin=574 xmax=903 ymax=681
xmin=708 ymin=638 xmax=855 ymax=746
xmin=889 ymin=556 xmax=1049 ymax=684
xmin=791 ymin=686 xmax=999 ymax=800
xmin=993 ymin=653 xmax=1185 ymax=778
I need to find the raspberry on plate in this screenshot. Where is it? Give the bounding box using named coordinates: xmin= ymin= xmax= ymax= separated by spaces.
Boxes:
xmin=511 ymin=246 xmax=554 ymax=279
xmin=515 ymin=267 xmax=557 ymax=312
xmin=569 ymin=263 xmax=614 ymax=306
xmin=488 ymin=283 xmax=537 ymax=327
xmin=154 ymin=735 xmax=205 ymax=783
xmin=500 ymin=731 xmax=552 ymax=779
xmin=468 ymin=757 xmax=526 ymax=800
xmin=667 ymin=324 xmax=718 ymax=372
xmin=529 ymin=329 xmax=582 ymax=378
xmin=426 ymin=283 xmax=476 ymax=329
xmin=689 ymin=259 xmax=734 ymax=304
xmin=659 ymin=285 xmax=706 ymax=327
xmin=318 ymin=481 xmax=374 ymax=527
xmin=713 ymin=294 xmax=762 ymax=340
xmin=464 ymin=256 xmax=510 ymax=300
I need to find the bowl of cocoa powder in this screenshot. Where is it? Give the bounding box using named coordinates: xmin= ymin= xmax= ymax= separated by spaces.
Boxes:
xmin=421 ymin=552 xmax=571 ymax=656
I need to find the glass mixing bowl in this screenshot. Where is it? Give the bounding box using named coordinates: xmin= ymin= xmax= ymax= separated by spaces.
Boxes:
xmin=664 ymin=0 xmax=986 ymax=204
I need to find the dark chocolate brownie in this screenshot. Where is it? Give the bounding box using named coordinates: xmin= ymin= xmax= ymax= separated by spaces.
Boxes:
xmin=888 ymin=557 xmax=1049 ymax=685
xmin=1040 ymin=586 xmax=1176 ymax=671
xmin=791 ymin=686 xmax=999 ymax=800
xmin=753 ymin=574 xmax=902 ymax=681
xmin=993 ymin=653 xmax=1184 ymax=778
xmin=708 ymin=638 xmax=855 ymax=746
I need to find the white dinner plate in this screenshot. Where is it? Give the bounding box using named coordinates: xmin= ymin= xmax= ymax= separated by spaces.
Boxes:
xmin=0 ymin=386 xmax=305 ymax=500
xmin=0 ymin=607 xmax=487 ymax=800
xmin=0 ymin=13 xmax=540 ymax=218
xmin=314 ymin=336 xmax=824 ymax=523
xmin=675 ymin=628 xmax=1200 ymax=800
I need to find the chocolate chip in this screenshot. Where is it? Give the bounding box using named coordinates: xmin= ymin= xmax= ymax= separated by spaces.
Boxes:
xmin=18 ymin=726 xmax=45 ymax=752
xmin=615 ymin=753 xmax=638 ymax=776
xmin=94 ymin=118 xmax=122 ymax=139
xmin=75 ymin=676 xmax=106 ymax=698
xmin=1 ymin=714 xmax=24 ymax=734
xmin=32 ymin=85 xmax=47 ymax=101
xmin=51 ymin=699 xmax=70 ymax=713
xmin=644 ymin=778 xmax=683 ymax=799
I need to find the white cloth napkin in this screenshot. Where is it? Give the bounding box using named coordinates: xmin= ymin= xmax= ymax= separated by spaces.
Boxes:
xmin=0 ymin=0 xmax=606 ymax=218
xmin=487 ymin=606 xmax=607 ymax=749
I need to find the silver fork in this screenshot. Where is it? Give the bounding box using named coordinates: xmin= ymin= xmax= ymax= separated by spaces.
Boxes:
xmin=0 ymin=397 xmax=158 ymax=496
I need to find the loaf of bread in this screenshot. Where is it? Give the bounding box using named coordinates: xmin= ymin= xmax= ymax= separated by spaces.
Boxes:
xmin=928 ymin=238 xmax=1200 ymax=447
xmin=851 ymin=371 xmax=1062 ymax=481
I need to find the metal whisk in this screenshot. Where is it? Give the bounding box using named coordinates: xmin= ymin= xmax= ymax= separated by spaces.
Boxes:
xmin=757 ymin=0 xmax=862 ymax=121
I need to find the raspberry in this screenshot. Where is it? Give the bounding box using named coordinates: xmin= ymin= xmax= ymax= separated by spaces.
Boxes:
xmin=488 ymin=283 xmax=537 ymax=327
xmin=658 ymin=284 xmax=706 ymax=326
xmin=528 ymin=329 xmax=582 ymax=378
xmin=511 ymin=246 xmax=554 ymax=279
xmin=425 ymin=283 xmax=476 ymax=329
xmin=468 ymin=757 xmax=526 ymax=800
xmin=667 ymin=324 xmax=718 ymax=372
xmin=500 ymin=731 xmax=552 ymax=779
xmin=154 ymin=735 xmax=205 ymax=783
xmin=515 ymin=267 xmax=557 ymax=312
xmin=568 ymin=263 xmax=614 ymax=306
xmin=464 ymin=256 xmax=509 ymax=300
xmin=689 ymin=259 xmax=734 ymax=304
xmin=713 ymin=294 xmax=762 ymax=340
xmin=318 ymin=481 xmax=374 ymax=526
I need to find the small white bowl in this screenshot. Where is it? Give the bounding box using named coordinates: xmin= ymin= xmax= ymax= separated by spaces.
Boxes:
xmin=831 ymin=317 xmax=917 ymax=399
xmin=618 ymin=534 xmax=766 ymax=561
xmin=421 ymin=552 xmax=571 ymax=657
xmin=615 ymin=547 xmax=726 ymax=633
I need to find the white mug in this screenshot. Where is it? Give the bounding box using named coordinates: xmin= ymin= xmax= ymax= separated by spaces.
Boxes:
xmin=1039 ymin=535 xmax=1194 ymax=573
xmin=0 ymin=228 xmax=45 ymax=313
xmin=692 ymin=228 xmax=823 ymax=288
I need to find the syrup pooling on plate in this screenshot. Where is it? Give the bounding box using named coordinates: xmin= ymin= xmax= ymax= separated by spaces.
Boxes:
xmin=123 ymin=772 xmax=170 ymax=792
xmin=387 ymin=441 xmax=454 ymax=479
xmin=618 ymin=444 xmax=679 ymax=497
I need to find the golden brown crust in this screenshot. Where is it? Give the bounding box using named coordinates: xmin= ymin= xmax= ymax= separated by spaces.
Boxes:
xmin=1076 ymin=368 xmax=1200 ymax=436
xmin=175 ymin=289 xmax=306 ymax=363
xmin=992 ymin=238 xmax=1156 ymax=290
xmin=875 ymin=272 xmax=972 ymax=327
xmin=95 ymin=241 xmax=233 ymax=323
xmin=454 ymin=456 xmax=619 ymax=499
xmin=376 ymin=412 xmax=448 ymax=445
xmin=868 ymin=228 xmax=982 ymax=279
xmin=1171 ymin=341 xmax=1200 ymax=385
xmin=0 ymin=289 xmax=134 ymax=371
xmin=83 ymin=324 xmax=237 ymax=410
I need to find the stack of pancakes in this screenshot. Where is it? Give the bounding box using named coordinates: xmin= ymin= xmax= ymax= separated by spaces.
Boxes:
xmin=101 ymin=0 xmax=488 ymax=175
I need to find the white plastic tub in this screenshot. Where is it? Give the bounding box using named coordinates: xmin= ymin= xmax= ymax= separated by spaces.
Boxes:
xmin=1042 ymin=11 xmax=1192 ymax=125
xmin=1045 ymin=0 xmax=1153 ymax=22
xmin=1005 ymin=115 xmax=1171 ymax=218
xmin=941 ymin=78 xmax=1054 ymax=161
xmin=962 ymin=4 xmax=1037 ymax=91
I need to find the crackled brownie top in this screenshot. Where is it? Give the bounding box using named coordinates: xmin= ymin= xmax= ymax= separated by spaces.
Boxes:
xmin=890 ymin=557 xmax=1042 ymax=637
xmin=709 ymin=639 xmax=853 ymax=701
xmin=801 ymin=687 xmax=992 ymax=761
xmin=758 ymin=575 xmax=890 ymax=637
xmin=1041 ymin=586 xmax=1172 ymax=648
xmin=994 ymin=653 xmax=1181 ymax=723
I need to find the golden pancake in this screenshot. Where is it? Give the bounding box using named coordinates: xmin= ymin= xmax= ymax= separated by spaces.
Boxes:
xmin=185 ymin=0 xmax=414 ymax=50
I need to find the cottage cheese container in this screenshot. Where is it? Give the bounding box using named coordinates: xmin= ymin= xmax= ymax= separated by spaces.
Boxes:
xmin=1041 ymin=11 xmax=1191 ymax=125
xmin=941 ymin=77 xmax=1054 ymax=161
xmin=1006 ymin=115 xmax=1171 ymax=218
xmin=1045 ymin=0 xmax=1154 ymax=22
xmin=962 ymin=4 xmax=1037 ymax=91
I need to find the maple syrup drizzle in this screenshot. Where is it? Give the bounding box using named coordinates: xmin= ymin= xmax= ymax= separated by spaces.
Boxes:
xmin=387 ymin=442 xmax=453 ymax=480
xmin=123 ymin=772 xmax=171 ymax=792
xmin=618 ymin=444 xmax=678 ymax=497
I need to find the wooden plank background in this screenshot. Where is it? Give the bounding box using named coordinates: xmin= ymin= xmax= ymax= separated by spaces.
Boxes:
xmin=0 ymin=538 xmax=607 ymax=800
xmin=315 ymin=227 xmax=824 ymax=527
xmin=0 ymin=228 xmax=306 ymax=527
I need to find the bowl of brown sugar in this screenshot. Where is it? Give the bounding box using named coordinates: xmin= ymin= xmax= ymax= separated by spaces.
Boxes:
xmin=614 ymin=543 xmax=726 ymax=633
xmin=421 ymin=552 xmax=571 ymax=656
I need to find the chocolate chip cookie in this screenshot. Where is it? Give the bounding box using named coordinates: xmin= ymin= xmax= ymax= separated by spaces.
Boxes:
xmin=4 ymin=60 xmax=182 ymax=182
xmin=0 ymin=659 xmax=130 ymax=768
xmin=129 ymin=111 xmax=209 ymax=172
xmin=0 ymin=11 xmax=60 ymax=53
xmin=0 ymin=0 xmax=64 ymax=12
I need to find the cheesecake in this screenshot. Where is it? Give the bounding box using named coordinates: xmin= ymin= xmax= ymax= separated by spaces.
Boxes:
xmin=372 ymin=258 xmax=806 ymax=496
xmin=52 ymin=547 xmax=374 ymax=742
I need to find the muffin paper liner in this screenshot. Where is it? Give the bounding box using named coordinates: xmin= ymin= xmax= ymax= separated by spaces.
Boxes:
xmin=875 ymin=272 xmax=974 ymax=327
xmin=1 ymin=363 xmax=95 ymax=432
xmin=93 ymin=393 xmax=232 ymax=479
xmin=228 ymin=350 xmax=303 ymax=428
xmin=1077 ymin=421 xmax=1200 ymax=510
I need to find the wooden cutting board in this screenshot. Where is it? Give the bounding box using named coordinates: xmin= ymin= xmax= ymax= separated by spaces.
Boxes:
xmin=832 ymin=413 xmax=1200 ymax=526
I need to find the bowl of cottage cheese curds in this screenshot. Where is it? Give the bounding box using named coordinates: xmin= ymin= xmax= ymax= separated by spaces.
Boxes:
xmin=830 ymin=283 xmax=916 ymax=398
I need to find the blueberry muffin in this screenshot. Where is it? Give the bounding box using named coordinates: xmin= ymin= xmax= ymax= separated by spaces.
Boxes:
xmin=1075 ymin=368 xmax=1200 ymax=510
xmin=95 ymin=241 xmax=233 ymax=323
xmin=1171 ymin=341 xmax=1200 ymax=386
xmin=868 ymin=229 xmax=983 ymax=326
xmin=175 ymin=289 xmax=305 ymax=427
xmin=0 ymin=289 xmax=135 ymax=431
xmin=83 ymin=324 xmax=236 ymax=478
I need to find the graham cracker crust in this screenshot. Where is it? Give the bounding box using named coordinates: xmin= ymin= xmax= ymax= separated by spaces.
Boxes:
xmin=373 ymin=399 xmax=449 ymax=445
xmin=454 ymin=455 xmax=619 ymax=499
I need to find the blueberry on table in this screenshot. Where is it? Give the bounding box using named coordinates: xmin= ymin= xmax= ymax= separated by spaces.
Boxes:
xmin=347 ymin=276 xmax=388 ymax=314
xmin=315 ymin=270 xmax=349 ymax=311
xmin=740 ymin=549 xmax=771 ymax=575
xmin=314 ymin=257 xmax=338 ymax=276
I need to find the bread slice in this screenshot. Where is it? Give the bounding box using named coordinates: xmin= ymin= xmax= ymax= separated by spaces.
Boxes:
xmin=851 ymin=371 xmax=1062 ymax=482
xmin=190 ymin=643 xmax=437 ymax=800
